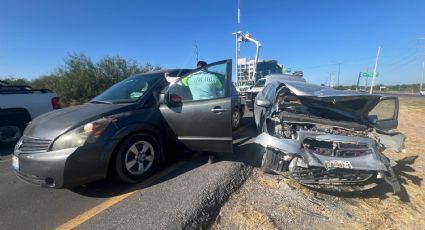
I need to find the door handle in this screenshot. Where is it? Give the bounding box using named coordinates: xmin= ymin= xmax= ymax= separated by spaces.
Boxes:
xmin=211 ymin=107 xmax=226 ymax=113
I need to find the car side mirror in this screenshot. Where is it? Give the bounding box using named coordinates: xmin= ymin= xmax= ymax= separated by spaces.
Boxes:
xmin=368 ymin=115 xmax=378 ymax=124
xmin=256 ymin=99 xmax=272 ymax=108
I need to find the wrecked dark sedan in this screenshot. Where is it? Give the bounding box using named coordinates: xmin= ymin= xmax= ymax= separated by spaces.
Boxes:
xmin=253 ymin=80 xmax=406 ymax=193
xmin=12 ymin=60 xmax=234 ymax=188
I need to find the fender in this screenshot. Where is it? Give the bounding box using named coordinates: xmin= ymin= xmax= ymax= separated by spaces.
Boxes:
xmin=112 ymin=122 xmax=163 ymax=141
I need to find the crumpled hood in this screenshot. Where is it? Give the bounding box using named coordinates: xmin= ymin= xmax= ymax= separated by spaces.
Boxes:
xmin=282 ymin=81 xmax=382 ymax=123
xmin=24 ymin=103 xmax=130 ymax=140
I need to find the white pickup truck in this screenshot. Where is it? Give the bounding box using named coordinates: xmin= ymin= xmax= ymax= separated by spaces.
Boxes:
xmin=0 ymin=81 xmax=60 ymax=146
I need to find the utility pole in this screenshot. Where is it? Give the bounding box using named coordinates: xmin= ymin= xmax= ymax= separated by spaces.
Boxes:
xmin=194 ymin=41 xmax=199 ymax=63
xmin=328 ymin=72 xmax=334 ymax=88
xmin=337 ymin=62 xmax=341 ymax=87
xmin=370 ymin=46 xmax=381 ymax=94
xmin=419 ymin=37 xmax=425 ymax=92
xmin=419 ymin=55 xmax=425 ymax=93
xmin=421 ymin=44 xmax=425 ymax=92
xmin=334 ymin=61 xmax=346 ymax=87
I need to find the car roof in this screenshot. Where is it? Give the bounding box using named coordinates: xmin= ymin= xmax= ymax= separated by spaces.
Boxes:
xmin=131 ymin=69 xmax=193 ymax=78
xmin=273 ymin=80 xmax=381 ymax=98
xmin=265 ymin=74 xmax=306 ymax=85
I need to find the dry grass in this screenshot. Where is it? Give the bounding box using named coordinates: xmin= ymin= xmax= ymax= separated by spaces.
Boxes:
xmin=232 ymin=206 xmax=278 ymax=230
xmin=256 ymin=174 xmax=278 ymax=190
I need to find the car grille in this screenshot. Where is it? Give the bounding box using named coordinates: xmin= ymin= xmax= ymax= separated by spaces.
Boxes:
xmin=303 ymin=139 xmax=373 ymax=158
xmin=17 ymin=136 xmax=52 ymax=153
xmin=290 ymin=167 xmax=375 ymax=185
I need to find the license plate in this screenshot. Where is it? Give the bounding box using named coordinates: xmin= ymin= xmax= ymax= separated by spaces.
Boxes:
xmin=12 ymin=156 xmax=19 ymax=171
xmin=324 ymin=160 xmax=352 ymax=169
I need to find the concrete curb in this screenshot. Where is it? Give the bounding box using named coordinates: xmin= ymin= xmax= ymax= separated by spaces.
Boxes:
xmin=182 ymin=163 xmax=253 ymax=229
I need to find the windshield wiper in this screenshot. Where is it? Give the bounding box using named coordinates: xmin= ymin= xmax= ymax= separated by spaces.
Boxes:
xmin=90 ymin=100 xmax=113 ymax=104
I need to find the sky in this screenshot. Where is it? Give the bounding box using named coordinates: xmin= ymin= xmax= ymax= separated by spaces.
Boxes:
xmin=0 ymin=0 xmax=424 ymax=86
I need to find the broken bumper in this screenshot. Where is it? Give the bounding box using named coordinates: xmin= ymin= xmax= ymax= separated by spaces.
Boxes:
xmin=255 ymin=132 xmax=401 ymax=193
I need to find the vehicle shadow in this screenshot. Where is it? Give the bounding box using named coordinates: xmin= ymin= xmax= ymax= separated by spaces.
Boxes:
xmin=308 ymin=155 xmax=421 ymax=202
xmin=68 ymin=151 xmax=205 ymax=198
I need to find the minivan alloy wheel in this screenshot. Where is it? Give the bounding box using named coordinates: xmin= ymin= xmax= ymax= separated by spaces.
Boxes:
xmin=125 ymin=141 xmax=155 ymax=175
xmin=114 ymin=133 xmax=160 ymax=183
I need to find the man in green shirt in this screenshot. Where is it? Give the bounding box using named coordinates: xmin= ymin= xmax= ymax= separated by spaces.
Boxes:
xmin=181 ymin=61 xmax=223 ymax=100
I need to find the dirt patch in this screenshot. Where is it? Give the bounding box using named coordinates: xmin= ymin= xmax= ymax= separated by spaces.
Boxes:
xmin=215 ymin=98 xmax=425 ymax=229
xmin=256 ymin=174 xmax=278 ymax=189
xmin=231 ymin=206 xmax=278 ymax=230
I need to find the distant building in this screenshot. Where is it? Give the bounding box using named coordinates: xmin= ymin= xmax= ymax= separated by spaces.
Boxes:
xmin=236 ymin=58 xmax=284 ymax=85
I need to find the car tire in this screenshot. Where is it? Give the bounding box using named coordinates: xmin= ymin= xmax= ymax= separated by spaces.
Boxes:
xmin=114 ymin=133 xmax=160 ymax=183
xmin=231 ymin=109 xmax=241 ymax=130
xmin=0 ymin=109 xmax=30 ymax=148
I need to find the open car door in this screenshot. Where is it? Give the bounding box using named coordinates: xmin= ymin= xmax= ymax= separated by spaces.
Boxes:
xmin=369 ymin=96 xmax=405 ymax=152
xmin=159 ymin=59 xmax=233 ymax=153
xmin=368 ymin=96 xmax=399 ymax=131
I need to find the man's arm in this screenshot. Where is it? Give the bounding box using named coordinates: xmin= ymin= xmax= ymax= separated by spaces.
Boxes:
xmin=181 ymin=76 xmax=189 ymax=86
xmin=214 ymin=76 xmax=224 ymax=96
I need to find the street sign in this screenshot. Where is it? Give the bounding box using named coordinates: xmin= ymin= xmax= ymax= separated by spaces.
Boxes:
xmin=283 ymin=67 xmax=291 ymax=73
xmin=359 ymin=72 xmax=379 ymax=78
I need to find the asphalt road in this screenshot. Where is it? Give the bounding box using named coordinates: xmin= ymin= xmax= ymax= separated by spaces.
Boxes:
xmin=0 ymin=114 xmax=261 ymax=230
xmin=376 ymin=92 xmax=425 ymax=99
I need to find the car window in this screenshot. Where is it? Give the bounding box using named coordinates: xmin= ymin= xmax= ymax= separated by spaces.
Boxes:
xmin=261 ymin=84 xmax=272 ymax=98
xmin=265 ymin=84 xmax=276 ymax=101
xmin=369 ymin=99 xmax=396 ymax=121
xmin=92 ymin=74 xmax=158 ymax=104
xmin=168 ymin=62 xmax=228 ymax=102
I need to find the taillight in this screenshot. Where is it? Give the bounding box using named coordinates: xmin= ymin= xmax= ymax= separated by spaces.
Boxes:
xmin=51 ymin=97 xmax=61 ymax=109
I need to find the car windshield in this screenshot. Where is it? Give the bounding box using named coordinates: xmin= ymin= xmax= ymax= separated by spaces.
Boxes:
xmin=254 ymin=79 xmax=266 ymax=87
xmin=92 ymin=74 xmax=160 ymax=104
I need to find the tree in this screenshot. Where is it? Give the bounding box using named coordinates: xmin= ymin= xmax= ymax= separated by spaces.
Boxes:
xmin=1 ymin=77 xmax=31 ymax=86
xmin=24 ymin=53 xmax=161 ymax=106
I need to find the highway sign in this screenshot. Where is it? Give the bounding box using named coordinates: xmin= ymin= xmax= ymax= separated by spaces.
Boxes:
xmin=359 ymin=72 xmax=379 ymax=78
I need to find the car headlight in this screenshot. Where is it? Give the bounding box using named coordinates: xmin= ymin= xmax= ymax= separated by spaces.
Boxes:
xmin=51 ymin=118 xmax=111 ymax=151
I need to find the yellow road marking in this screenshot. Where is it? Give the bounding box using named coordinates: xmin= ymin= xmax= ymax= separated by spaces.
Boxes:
xmin=55 ymin=160 xmax=186 ymax=230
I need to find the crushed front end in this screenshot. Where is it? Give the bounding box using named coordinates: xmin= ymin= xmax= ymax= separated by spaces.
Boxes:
xmin=254 ymin=81 xmax=405 ymax=194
